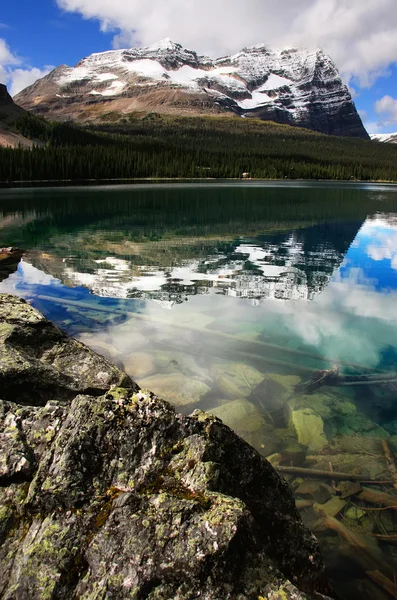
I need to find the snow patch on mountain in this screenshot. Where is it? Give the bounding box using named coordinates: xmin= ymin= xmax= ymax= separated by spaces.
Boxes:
xmin=371 ymin=133 xmax=397 ymax=144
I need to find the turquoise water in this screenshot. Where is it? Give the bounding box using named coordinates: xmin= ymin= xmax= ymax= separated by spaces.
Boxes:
xmin=2 ymin=182 xmax=397 ymax=598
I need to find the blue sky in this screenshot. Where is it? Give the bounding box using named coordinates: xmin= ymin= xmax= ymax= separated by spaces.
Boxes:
xmin=1 ymin=0 xmax=397 ymax=134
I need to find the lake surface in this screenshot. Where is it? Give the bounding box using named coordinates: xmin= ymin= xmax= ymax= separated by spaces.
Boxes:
xmin=2 ymin=181 xmax=397 ymax=599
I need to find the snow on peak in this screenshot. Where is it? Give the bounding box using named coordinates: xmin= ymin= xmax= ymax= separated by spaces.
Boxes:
xmin=145 ymin=38 xmax=182 ymax=52
xmin=371 ymin=132 xmax=397 ymax=144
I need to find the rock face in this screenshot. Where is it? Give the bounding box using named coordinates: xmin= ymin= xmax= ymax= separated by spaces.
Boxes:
xmin=14 ymin=38 xmax=367 ymax=139
xmin=0 ymin=84 xmax=13 ymax=106
xmin=0 ymin=294 xmax=334 ymax=599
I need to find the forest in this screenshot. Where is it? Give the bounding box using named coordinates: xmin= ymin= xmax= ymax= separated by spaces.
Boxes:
xmin=1 ymin=111 xmax=397 ymax=182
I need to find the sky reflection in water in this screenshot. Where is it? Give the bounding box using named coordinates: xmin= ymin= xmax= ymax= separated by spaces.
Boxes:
xmin=2 ymin=211 xmax=397 ymax=372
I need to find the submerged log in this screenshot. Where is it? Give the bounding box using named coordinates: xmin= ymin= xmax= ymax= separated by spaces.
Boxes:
xmin=277 ymin=465 xmax=394 ymax=485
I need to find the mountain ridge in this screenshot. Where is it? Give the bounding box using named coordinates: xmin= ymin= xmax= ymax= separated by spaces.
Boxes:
xmin=371 ymin=132 xmax=397 ymax=144
xmin=14 ymin=39 xmax=368 ymax=138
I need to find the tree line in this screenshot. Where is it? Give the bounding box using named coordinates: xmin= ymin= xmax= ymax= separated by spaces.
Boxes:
xmin=1 ymin=113 xmax=397 ymax=182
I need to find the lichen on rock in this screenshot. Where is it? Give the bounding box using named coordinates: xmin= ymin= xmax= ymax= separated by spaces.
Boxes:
xmin=0 ymin=294 xmax=335 ymax=600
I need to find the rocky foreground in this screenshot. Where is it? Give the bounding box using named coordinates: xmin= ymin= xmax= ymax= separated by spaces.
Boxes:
xmin=0 ymin=294 xmax=334 ymax=599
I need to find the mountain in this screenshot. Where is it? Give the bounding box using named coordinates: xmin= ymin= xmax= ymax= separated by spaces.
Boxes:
xmin=371 ymin=132 xmax=397 ymax=144
xmin=0 ymin=84 xmax=33 ymax=148
xmin=0 ymin=84 xmax=46 ymax=148
xmin=14 ymin=39 xmax=368 ymax=138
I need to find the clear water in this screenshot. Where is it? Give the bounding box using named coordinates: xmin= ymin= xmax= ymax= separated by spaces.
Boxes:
xmin=2 ymin=181 xmax=397 ymax=599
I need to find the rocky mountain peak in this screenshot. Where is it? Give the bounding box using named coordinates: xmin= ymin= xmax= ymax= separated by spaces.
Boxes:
xmin=13 ymin=40 xmax=368 ymax=138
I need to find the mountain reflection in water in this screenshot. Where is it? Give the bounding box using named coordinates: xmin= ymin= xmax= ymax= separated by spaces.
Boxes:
xmin=3 ymin=182 xmax=397 ymax=600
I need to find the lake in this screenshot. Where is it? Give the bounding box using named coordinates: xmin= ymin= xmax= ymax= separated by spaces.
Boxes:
xmin=2 ymin=181 xmax=397 ymax=599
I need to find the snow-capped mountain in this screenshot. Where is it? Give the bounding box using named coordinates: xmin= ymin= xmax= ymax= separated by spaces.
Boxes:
xmin=371 ymin=133 xmax=397 ymax=144
xmin=25 ymin=224 xmax=353 ymax=303
xmin=14 ymin=39 xmax=367 ymax=138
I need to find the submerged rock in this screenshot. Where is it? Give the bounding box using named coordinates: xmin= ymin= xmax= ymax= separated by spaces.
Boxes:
xmin=291 ymin=408 xmax=328 ymax=452
xmin=139 ymin=372 xmax=211 ymax=407
xmin=207 ymin=398 xmax=281 ymax=453
xmin=0 ymin=294 xmax=335 ymax=600
xmin=211 ymin=362 xmax=265 ymax=398
xmin=123 ymin=351 xmax=155 ymax=379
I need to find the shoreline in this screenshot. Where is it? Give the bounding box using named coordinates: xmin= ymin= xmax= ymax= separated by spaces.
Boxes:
xmin=1 ymin=176 xmax=397 ymax=190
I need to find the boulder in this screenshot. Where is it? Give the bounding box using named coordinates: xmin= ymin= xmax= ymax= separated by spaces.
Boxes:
xmin=0 ymin=294 xmax=335 ymax=599
xmin=0 ymin=294 xmax=134 ymax=405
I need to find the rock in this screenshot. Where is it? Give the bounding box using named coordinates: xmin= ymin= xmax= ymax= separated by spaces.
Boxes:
xmin=0 ymin=247 xmax=23 ymax=283
xmin=123 ymin=351 xmax=155 ymax=379
xmin=291 ymin=409 xmax=328 ymax=452
xmin=153 ymin=350 xmax=211 ymax=382
xmin=296 ymin=499 xmax=314 ymax=510
xmin=313 ymin=484 xmax=335 ymax=505
xmin=210 ymin=362 xmax=265 ymax=398
xmin=295 ymin=481 xmax=323 ymax=497
xmin=250 ymin=375 xmax=290 ymax=427
xmin=0 ymin=293 xmax=335 ymax=599
xmin=313 ymin=497 xmax=347 ymax=518
xmin=0 ymin=294 xmax=134 ymax=405
xmin=267 ymin=453 xmax=282 ymax=466
xmin=345 ymin=506 xmax=366 ymax=520
xmin=208 ymin=399 xmax=266 ymax=434
xmin=208 ymin=398 xmax=280 ymax=453
xmin=336 ymin=481 xmax=362 ymax=499
xmin=77 ymin=332 xmax=120 ymax=360
xmin=295 ymin=481 xmax=334 ymax=505
xmin=0 ymin=392 xmax=335 ymax=600
xmin=139 ymin=372 xmax=211 ymax=407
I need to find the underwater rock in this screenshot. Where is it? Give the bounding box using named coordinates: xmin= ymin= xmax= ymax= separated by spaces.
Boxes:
xmin=0 ymin=295 xmax=335 ymax=600
xmin=250 ymin=374 xmax=291 ymax=427
xmin=0 ymin=294 xmax=134 ymax=405
xmin=334 ymin=413 xmax=389 ymax=437
xmin=153 ymin=350 xmax=211 ymax=382
xmin=210 ymin=362 xmax=265 ymax=398
xmin=123 ymin=351 xmax=155 ymax=379
xmin=77 ymin=332 xmax=120 ymax=361
xmin=208 ymin=399 xmax=266 ymax=434
xmin=313 ymin=497 xmax=347 ymax=518
xmin=336 ymin=481 xmax=362 ymax=499
xmin=138 ymin=372 xmax=211 ymax=407
xmin=208 ymin=398 xmax=281 ymax=454
xmin=291 ymin=409 xmax=328 ymax=452
xmin=295 ymin=481 xmax=335 ymax=505
xmin=345 ymin=506 xmax=366 ymax=520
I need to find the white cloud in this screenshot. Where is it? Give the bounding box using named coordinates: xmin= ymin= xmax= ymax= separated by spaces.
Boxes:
xmin=0 ymin=38 xmax=19 ymax=66
xmin=0 ymin=37 xmax=53 ymax=96
xmin=56 ymin=0 xmax=397 ymax=87
xmin=374 ymin=95 xmax=397 ymax=125
xmin=8 ymin=66 xmax=54 ymax=96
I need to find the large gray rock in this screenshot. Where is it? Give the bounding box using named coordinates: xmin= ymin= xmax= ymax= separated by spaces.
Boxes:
xmin=0 ymin=294 xmax=135 ymax=405
xmin=0 ymin=294 xmax=334 ymax=599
